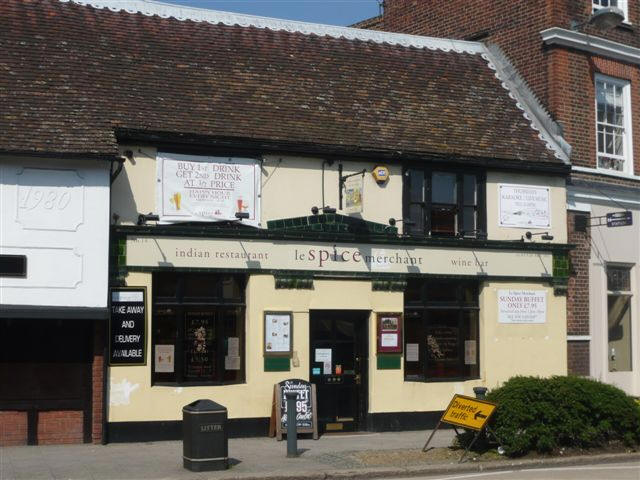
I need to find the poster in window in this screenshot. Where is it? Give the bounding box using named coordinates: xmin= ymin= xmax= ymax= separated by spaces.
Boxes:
xmin=377 ymin=313 xmax=403 ymax=353
xmin=464 ymin=340 xmax=477 ymax=365
xmin=155 ymin=344 xmax=174 ymax=373
xmin=264 ymin=311 xmax=292 ymax=356
xmin=156 ymin=152 xmax=261 ymax=228
xmin=499 ymin=184 xmax=550 ymax=228
xmin=426 ymin=327 xmax=459 ymax=361
xmin=185 ymin=313 xmax=215 ymax=378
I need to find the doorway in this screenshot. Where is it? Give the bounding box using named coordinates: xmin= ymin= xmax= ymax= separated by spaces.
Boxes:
xmin=309 ymin=310 xmax=368 ymax=433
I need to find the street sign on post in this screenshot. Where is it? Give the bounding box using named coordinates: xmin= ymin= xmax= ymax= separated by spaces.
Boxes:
xmin=606 ymin=211 xmax=633 ymax=228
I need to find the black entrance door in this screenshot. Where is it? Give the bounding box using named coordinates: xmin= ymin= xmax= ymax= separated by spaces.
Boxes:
xmin=309 ymin=310 xmax=368 ymax=433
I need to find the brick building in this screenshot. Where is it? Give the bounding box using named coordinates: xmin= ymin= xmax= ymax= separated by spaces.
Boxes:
xmin=361 ymin=0 xmax=640 ymax=394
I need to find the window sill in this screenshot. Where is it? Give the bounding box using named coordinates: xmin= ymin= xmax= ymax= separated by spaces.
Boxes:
xmin=572 ymin=165 xmax=640 ymax=181
xmin=152 ymin=380 xmax=246 ymax=387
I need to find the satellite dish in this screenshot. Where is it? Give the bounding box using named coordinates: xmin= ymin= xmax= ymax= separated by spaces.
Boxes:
xmin=589 ymin=6 xmax=625 ymax=30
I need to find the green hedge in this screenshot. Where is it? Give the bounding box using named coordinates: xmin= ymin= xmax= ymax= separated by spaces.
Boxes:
xmin=461 ymin=376 xmax=640 ymax=457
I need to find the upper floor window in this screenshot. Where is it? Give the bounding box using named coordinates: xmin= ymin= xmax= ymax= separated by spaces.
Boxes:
xmin=593 ymin=0 xmax=628 ymax=22
xmin=595 ymin=75 xmax=633 ymax=175
xmin=404 ymin=168 xmax=485 ymax=238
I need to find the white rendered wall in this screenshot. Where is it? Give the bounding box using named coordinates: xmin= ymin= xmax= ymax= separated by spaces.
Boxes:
xmin=0 ymin=157 xmax=110 ymax=308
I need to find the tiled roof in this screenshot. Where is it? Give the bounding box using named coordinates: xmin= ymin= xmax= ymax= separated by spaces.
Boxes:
xmin=0 ymin=0 xmax=566 ymax=165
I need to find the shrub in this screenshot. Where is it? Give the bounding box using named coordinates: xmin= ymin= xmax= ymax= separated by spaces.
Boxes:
xmin=459 ymin=376 xmax=640 ymax=457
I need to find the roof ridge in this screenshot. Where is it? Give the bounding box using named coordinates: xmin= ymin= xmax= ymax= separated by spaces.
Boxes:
xmin=58 ymin=0 xmax=484 ymax=54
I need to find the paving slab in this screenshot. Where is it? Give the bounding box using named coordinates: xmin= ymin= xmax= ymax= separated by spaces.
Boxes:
xmin=1 ymin=430 xmax=639 ymax=480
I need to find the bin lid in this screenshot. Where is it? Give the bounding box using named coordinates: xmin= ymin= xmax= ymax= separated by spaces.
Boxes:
xmin=183 ymin=399 xmax=227 ymax=413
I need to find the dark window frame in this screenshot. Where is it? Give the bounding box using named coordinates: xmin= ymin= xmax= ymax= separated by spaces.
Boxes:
xmin=404 ymin=279 xmax=480 ymax=382
xmin=0 ymin=254 xmax=27 ymax=277
xmin=152 ymin=272 xmax=246 ymax=387
xmin=403 ymin=167 xmax=486 ymax=238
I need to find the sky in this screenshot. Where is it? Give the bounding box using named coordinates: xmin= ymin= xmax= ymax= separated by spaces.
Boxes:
xmin=157 ymin=0 xmax=381 ymax=26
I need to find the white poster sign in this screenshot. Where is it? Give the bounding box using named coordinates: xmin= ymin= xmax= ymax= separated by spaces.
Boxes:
xmin=499 ymin=184 xmax=550 ymax=228
xmin=344 ymin=175 xmax=363 ymax=214
xmin=265 ymin=313 xmax=291 ymax=353
xmin=381 ymin=333 xmax=398 ymax=347
xmin=464 ymin=340 xmax=477 ymax=365
xmin=156 ymin=152 xmax=261 ymax=227
xmin=498 ymin=289 xmax=547 ymax=324
xmin=154 ymin=344 xmax=174 ymax=373
xmin=406 ymin=343 xmax=419 ymax=362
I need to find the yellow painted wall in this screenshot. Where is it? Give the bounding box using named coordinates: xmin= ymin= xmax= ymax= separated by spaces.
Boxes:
xmin=109 ymin=275 xmax=566 ymax=422
xmin=111 ymin=147 xmax=403 ymax=229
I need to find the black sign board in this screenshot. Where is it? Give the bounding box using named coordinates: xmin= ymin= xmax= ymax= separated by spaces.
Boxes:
xmin=606 ymin=211 xmax=633 ymax=228
xmin=270 ymin=379 xmax=318 ymax=440
xmin=109 ymin=287 xmax=147 ymax=365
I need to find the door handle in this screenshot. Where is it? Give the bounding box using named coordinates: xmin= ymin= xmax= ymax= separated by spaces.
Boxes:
xmin=355 ymin=374 xmax=361 ymax=385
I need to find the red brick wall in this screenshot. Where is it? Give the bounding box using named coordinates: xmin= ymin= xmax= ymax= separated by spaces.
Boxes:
xmin=0 ymin=411 xmax=28 ymax=446
xmin=567 ymin=210 xmax=591 ymax=375
xmin=37 ymin=411 xmax=84 ymax=445
xmin=567 ymin=211 xmax=591 ymax=337
xmin=567 ymin=340 xmax=590 ymax=376
xmin=92 ymin=319 xmax=104 ymax=444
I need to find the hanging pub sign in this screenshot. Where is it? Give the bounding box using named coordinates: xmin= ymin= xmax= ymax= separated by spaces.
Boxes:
xmin=156 ymin=152 xmax=261 ymax=228
xmin=344 ymin=175 xmax=364 ymax=214
xmin=269 ymin=379 xmax=318 ymax=440
xmin=109 ymin=287 xmax=147 ymax=366
xmin=377 ymin=312 xmax=403 ymax=353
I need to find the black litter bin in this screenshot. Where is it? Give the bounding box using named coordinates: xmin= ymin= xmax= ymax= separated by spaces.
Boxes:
xmin=182 ymin=399 xmax=228 ymax=471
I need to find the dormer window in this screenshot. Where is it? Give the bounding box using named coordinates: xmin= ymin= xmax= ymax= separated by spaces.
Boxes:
xmin=593 ymin=0 xmax=628 ymax=22
xmin=595 ymin=74 xmax=633 ymax=174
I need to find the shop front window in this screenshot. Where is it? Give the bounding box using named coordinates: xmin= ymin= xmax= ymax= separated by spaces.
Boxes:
xmin=404 ymin=279 xmax=479 ymax=381
xmin=152 ymin=272 xmax=246 ymax=385
xmin=405 ymin=169 xmax=484 ymax=238
xmin=607 ymin=265 xmax=633 ymax=372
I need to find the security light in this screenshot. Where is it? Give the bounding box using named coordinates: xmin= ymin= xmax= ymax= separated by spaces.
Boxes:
xmin=571 ymin=6 xmax=625 ymax=31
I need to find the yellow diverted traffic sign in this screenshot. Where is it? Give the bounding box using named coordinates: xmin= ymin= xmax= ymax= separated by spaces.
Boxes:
xmin=441 ymin=394 xmax=497 ymax=431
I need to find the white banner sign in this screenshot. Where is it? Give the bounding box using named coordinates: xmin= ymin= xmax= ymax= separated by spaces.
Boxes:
xmin=127 ymin=236 xmax=554 ymax=278
xmin=157 ymin=152 xmax=261 ymax=227
xmin=499 ymin=184 xmax=550 ymax=228
xmin=498 ymin=289 xmax=547 ymax=324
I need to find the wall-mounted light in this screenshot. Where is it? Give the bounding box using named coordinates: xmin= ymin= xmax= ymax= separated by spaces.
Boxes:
xmin=523 ymin=231 xmax=554 ymax=241
xmin=137 ymin=213 xmax=160 ymax=225
xmin=571 ymin=6 xmax=624 ymax=31
xmin=388 ymin=218 xmax=415 ymax=227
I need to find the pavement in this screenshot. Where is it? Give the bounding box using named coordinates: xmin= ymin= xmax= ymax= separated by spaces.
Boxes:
xmin=1 ymin=429 xmax=639 ymax=480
